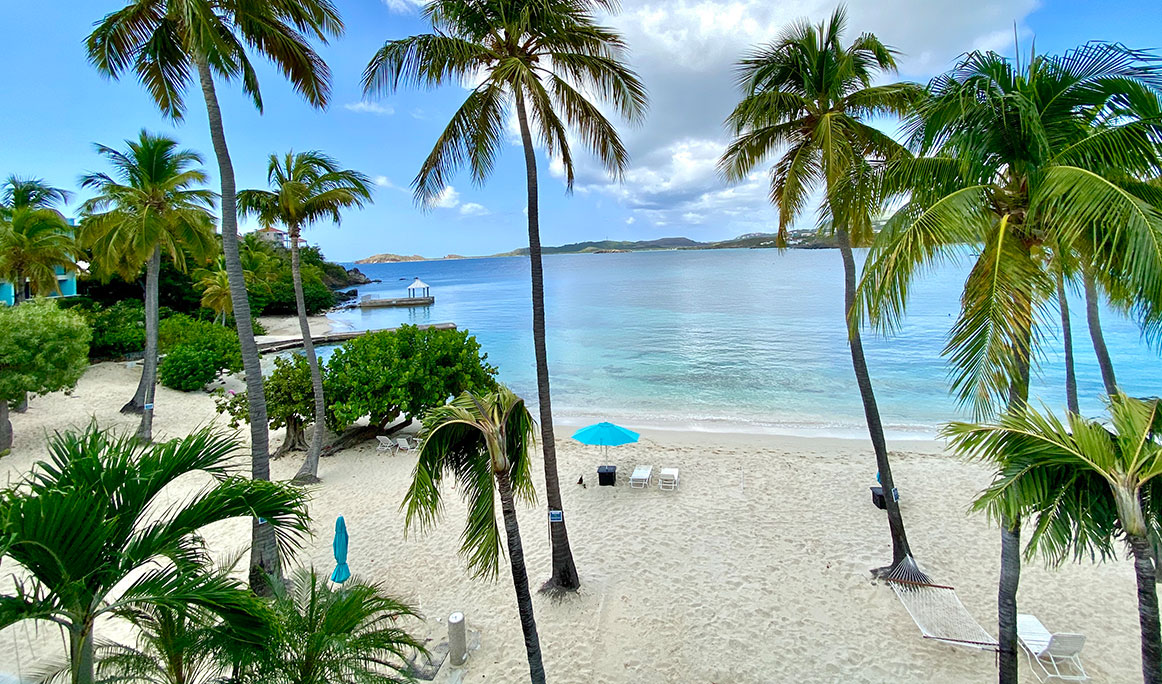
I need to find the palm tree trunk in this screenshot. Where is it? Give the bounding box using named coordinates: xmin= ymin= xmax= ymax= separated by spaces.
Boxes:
xmin=1130 ymin=535 xmax=1162 ymax=684
xmin=998 ymin=293 xmax=1034 ymax=684
xmin=195 ymin=55 xmax=280 ymax=594
xmin=998 ymin=518 xmax=1021 ymax=684
xmin=514 ymin=90 xmax=579 ymax=592
xmin=835 ymin=228 xmax=910 ymax=567
xmin=69 ymin=621 xmax=94 ymax=684
xmin=136 ymin=246 xmax=161 ymax=442
xmin=0 ymin=401 xmax=11 ymax=452
xmin=12 ymin=270 xmax=24 ymax=305
xmin=1057 ymin=268 xmax=1079 ymax=414
xmin=1083 ymin=270 xmax=1118 ymax=396
xmin=123 ymin=277 xmax=149 ymax=414
xmin=289 ymin=224 xmax=326 ymax=484
xmin=496 ymin=470 xmax=547 ymax=684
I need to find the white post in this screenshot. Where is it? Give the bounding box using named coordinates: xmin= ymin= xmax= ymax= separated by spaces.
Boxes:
xmin=448 ymin=611 xmax=467 ymax=666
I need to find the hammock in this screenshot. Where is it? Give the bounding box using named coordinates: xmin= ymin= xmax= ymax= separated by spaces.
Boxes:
xmin=886 ymin=555 xmax=998 ymax=650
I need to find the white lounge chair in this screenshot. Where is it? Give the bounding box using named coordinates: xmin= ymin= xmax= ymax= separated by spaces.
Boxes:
xmin=395 ymin=437 xmax=415 ymax=452
xmin=1017 ymin=613 xmax=1088 ymax=682
xmin=658 ymin=467 xmax=679 ymax=490
xmin=376 ymin=436 xmax=397 ymax=454
xmin=629 ymin=465 xmax=652 ymax=488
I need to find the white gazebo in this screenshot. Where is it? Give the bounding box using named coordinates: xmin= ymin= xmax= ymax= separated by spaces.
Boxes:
xmin=407 ymin=278 xmax=431 ymax=298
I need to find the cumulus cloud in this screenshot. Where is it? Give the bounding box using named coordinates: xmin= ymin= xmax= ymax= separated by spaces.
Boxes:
xmin=344 ymin=101 xmax=394 ymax=115
xmin=554 ymin=0 xmax=1040 ymax=236
xmin=460 ymin=202 xmax=489 ymax=216
xmin=374 ymin=176 xmax=409 ymax=193
xmin=432 ymin=186 xmax=460 ymax=209
xmin=380 ymin=0 xmax=427 ymax=12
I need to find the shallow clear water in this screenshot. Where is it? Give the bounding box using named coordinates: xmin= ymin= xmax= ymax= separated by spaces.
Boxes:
xmin=326 ymin=249 xmax=1161 ymax=438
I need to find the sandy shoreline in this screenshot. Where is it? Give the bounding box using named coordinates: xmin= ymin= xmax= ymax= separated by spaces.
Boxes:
xmin=0 ymin=331 xmax=1144 ymax=683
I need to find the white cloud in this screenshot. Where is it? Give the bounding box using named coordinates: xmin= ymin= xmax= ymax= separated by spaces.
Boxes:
xmin=344 ymin=101 xmax=394 ymax=116
xmin=544 ymin=0 xmax=1041 ymax=236
xmin=380 ymin=0 xmax=427 ymax=12
xmin=433 ymin=186 xmax=460 ymax=209
xmin=374 ymin=176 xmax=409 ymax=193
xmin=460 ymin=202 xmax=489 ymax=216
xmin=626 ymin=216 xmax=636 ymax=225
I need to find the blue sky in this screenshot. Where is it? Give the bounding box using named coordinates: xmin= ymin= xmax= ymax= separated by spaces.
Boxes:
xmin=1 ymin=0 xmax=1158 ymax=262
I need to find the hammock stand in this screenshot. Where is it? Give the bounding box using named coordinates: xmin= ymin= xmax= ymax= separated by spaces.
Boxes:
xmin=886 ymin=555 xmax=998 ymax=651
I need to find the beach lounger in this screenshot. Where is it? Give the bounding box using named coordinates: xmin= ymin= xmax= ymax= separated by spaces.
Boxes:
xmin=1017 ymin=613 xmax=1088 ymax=681
xmin=395 ymin=437 xmax=415 ymax=452
xmin=629 ymin=465 xmax=652 ymax=488
xmin=658 ymin=467 xmax=680 ymax=490
xmin=376 ymin=436 xmax=397 ymax=454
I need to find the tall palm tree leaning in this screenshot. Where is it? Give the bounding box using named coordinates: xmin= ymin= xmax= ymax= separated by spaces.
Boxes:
xmin=0 ymin=176 xmax=75 ymax=305
xmin=362 ymin=0 xmax=647 ymax=593
xmin=87 ymin=0 xmax=343 ymax=593
xmin=0 ymin=424 xmax=310 ymax=684
xmin=860 ymin=43 xmax=1162 ymax=682
xmin=948 ymin=395 xmax=1162 ymax=684
xmin=239 ymin=151 xmax=372 ymax=484
xmin=403 ymin=387 xmax=546 ymax=684
xmin=79 ymin=131 xmax=218 ymax=442
xmin=718 ymin=6 xmax=920 ymax=570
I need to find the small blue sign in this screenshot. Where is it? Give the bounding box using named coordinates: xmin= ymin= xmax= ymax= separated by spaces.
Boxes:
xmin=144 ymin=403 xmax=154 ymax=410
xmin=548 ymin=510 xmax=563 ymax=523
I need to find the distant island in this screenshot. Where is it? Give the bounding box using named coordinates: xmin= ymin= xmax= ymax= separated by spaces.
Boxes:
xmin=354 ymin=228 xmax=854 ymax=263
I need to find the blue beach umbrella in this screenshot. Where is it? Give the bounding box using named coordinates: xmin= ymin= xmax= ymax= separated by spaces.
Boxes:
xmin=572 ymin=422 xmax=639 ymax=458
xmin=330 ymin=515 xmax=351 ymax=584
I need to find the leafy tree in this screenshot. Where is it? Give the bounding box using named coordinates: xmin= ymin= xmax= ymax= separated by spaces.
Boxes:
xmin=403 ymin=387 xmax=544 ymax=683
xmin=0 ymin=424 xmax=310 ymax=684
xmin=88 ymin=0 xmax=344 ymax=593
xmin=235 ymin=568 xmax=424 ymax=684
xmin=718 ymin=7 xmax=920 ymax=567
xmin=325 ymin=325 xmax=497 ymax=432
xmin=81 ymin=299 xmax=146 ymax=360
xmin=0 ymin=299 xmax=90 ymax=451
xmin=948 ymin=395 xmax=1162 ymax=684
xmin=159 ymin=314 xmax=243 ymax=374
xmin=239 ymin=150 xmax=372 ymax=483
xmin=364 ymin=0 xmax=648 ymax=591
xmin=859 ymin=42 xmax=1162 ymax=680
xmin=0 ymin=177 xmax=76 ymax=305
xmin=79 ymin=130 xmax=218 ymax=442
xmin=215 ymin=354 xmax=317 ymax=458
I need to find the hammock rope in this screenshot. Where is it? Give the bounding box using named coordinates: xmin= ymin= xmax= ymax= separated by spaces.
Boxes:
xmin=887 ymin=555 xmax=998 ymax=650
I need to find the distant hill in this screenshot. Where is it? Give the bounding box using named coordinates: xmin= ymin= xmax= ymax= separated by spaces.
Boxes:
xmin=355 ymin=253 xmax=466 ymax=264
xmin=496 ymin=236 xmax=702 ymax=256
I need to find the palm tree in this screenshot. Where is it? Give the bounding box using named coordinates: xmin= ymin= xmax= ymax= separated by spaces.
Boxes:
xmin=195 ymin=259 xmax=234 ymax=324
xmin=79 ymin=130 xmax=217 ymax=442
xmin=0 ymin=423 xmax=311 ymax=684
xmin=859 ymin=43 xmax=1162 ymax=682
xmin=364 ymin=0 xmax=646 ymax=592
xmin=718 ymin=6 xmax=920 ymax=568
xmin=0 ymin=177 xmax=75 ymax=305
xmin=236 ymin=568 xmax=425 ymax=684
xmin=239 ymin=151 xmax=372 ymax=484
xmin=87 ymin=0 xmax=343 ymax=592
xmin=402 ymin=387 xmax=545 ymax=683
xmin=947 ymin=394 xmax=1162 ymax=684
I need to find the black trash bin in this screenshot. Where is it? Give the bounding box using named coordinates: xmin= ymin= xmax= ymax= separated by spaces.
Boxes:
xmin=597 ymin=465 xmax=617 ymax=486
xmin=870 ymin=486 xmax=899 ymax=510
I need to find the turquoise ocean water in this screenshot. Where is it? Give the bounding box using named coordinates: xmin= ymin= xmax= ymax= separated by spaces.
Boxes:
xmin=326 ymin=249 xmax=1161 ymax=439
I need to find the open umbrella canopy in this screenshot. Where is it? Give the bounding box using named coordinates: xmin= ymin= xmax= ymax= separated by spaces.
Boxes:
xmin=571 ymin=422 xmax=640 ymax=447
xmin=330 ymin=515 xmax=351 ymax=584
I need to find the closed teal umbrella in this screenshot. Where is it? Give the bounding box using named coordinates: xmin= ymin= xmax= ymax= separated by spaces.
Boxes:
xmin=330 ymin=515 xmax=351 ymax=584
xmin=572 ymin=422 xmax=639 ymax=458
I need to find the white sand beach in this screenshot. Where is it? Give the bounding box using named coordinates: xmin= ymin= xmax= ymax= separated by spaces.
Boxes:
xmin=0 ymin=356 xmax=1143 ymax=683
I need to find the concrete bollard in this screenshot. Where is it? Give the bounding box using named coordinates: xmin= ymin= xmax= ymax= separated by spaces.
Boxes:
xmin=448 ymin=611 xmax=467 ymax=666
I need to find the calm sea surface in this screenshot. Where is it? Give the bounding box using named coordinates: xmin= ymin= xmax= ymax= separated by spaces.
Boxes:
xmin=327 ymin=249 xmax=1161 ymax=438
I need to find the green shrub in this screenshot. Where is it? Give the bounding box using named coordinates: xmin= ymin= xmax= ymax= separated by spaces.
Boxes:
xmin=260 ymin=270 xmax=336 ymax=316
xmin=85 ymin=300 xmax=145 ymax=359
xmin=159 ymin=314 xmax=242 ymax=373
xmin=158 ymin=346 xmax=220 ymax=391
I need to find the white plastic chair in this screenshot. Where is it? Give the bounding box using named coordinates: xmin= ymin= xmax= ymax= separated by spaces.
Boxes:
xmin=376 ymin=436 xmax=397 ymax=454
xmin=1017 ymin=613 xmax=1088 ymax=681
xmin=395 ymin=437 xmax=415 ymax=452
xmin=628 ymin=465 xmax=652 ymax=488
xmin=658 ymin=468 xmax=679 ymax=491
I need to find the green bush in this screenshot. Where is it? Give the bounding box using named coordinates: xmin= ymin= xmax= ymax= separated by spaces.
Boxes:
xmin=259 ymin=269 xmax=336 ymax=316
xmin=159 ymin=345 xmax=221 ymax=391
xmin=84 ymin=300 xmax=146 ymax=359
xmin=159 ymin=314 xmax=242 ymax=373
